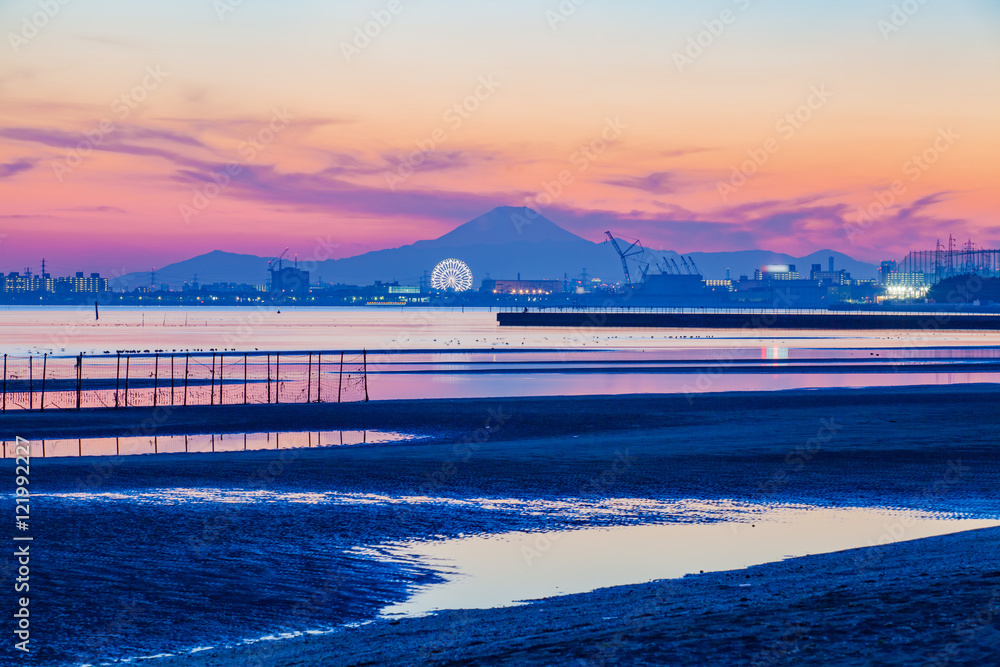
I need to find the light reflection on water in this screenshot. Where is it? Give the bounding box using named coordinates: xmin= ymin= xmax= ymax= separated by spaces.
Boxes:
xmin=4 ymin=308 xmax=1000 ymax=399
xmin=1 ymin=430 xmax=419 ymax=459
xmin=378 ymin=503 xmax=1000 ymax=617
xmin=375 ymin=371 xmax=1000 ymax=400
xmin=31 ymin=492 xmax=779 ymax=524
xmin=5 ymin=307 xmax=1000 ymax=356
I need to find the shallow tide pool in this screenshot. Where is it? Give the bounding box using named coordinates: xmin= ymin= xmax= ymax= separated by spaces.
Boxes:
xmin=377 ymin=503 xmax=1000 ymax=617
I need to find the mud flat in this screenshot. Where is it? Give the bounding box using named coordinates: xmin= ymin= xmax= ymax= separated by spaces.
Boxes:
xmin=151 ymin=526 xmax=1000 ymax=666
xmin=4 ymin=383 xmax=1000 ymax=445
xmin=4 ymin=385 xmax=1000 ymax=665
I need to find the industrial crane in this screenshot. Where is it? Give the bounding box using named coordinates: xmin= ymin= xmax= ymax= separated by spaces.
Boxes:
xmin=268 ymin=247 xmax=290 ymax=276
xmin=687 ymin=256 xmax=701 ymax=275
xmin=670 ymin=258 xmax=684 ymax=275
xmin=605 ymin=231 xmax=646 ymax=285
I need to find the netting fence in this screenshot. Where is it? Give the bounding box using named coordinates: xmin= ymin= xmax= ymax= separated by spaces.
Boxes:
xmin=0 ymin=351 xmax=369 ymax=412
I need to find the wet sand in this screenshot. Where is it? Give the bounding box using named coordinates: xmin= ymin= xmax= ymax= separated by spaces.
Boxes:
xmin=4 ymin=383 xmax=1000 ymax=446
xmin=152 ymin=526 xmax=1000 ymax=666
xmin=4 ymin=386 xmax=1000 ymax=665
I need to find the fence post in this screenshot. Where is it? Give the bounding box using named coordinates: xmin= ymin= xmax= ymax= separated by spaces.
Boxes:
xmin=28 ymin=356 xmax=33 ymax=411
xmin=153 ymin=353 xmax=159 ymax=408
xmin=2 ymin=354 xmax=6 ymax=413
xmin=40 ymin=353 xmax=47 ymax=412
xmin=218 ymin=353 xmax=224 ymax=406
xmin=244 ymin=353 xmax=248 ymax=405
xmin=275 ymin=352 xmax=280 ymax=404
xmin=123 ymin=355 xmax=130 ymax=407
xmin=183 ymin=353 xmax=189 ymax=407
xmin=210 ymin=353 xmax=216 ymax=406
xmin=76 ymin=353 xmax=82 ymax=410
xmin=363 ymin=349 xmax=369 ymax=402
xmin=115 ymin=353 xmax=121 ymax=409
xmin=307 ymin=352 xmax=313 ymax=403
xmin=338 ymin=352 xmax=343 ymax=403
xmin=317 ymin=353 xmax=322 ymax=403
xmin=267 ymin=354 xmax=271 ymax=404
xmin=170 ymin=355 xmax=175 ymax=406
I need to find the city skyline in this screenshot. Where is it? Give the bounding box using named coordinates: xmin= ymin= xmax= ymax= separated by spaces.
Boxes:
xmin=1 ymin=0 xmax=998 ymax=275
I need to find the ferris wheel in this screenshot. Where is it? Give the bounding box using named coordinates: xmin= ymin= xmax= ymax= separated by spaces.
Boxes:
xmin=430 ymin=258 xmax=473 ymax=292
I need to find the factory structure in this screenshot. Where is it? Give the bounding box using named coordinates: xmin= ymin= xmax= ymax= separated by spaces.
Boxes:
xmin=878 ymin=236 xmax=1000 ymax=299
xmin=267 ymin=248 xmax=310 ymax=298
xmin=482 ymin=278 xmax=563 ymax=296
xmin=4 ymin=234 xmax=999 ymax=307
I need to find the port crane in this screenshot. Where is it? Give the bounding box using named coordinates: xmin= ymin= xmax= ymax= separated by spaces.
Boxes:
xmin=267 ymin=247 xmax=290 ymax=277
xmin=605 ymin=232 xmax=647 ymax=285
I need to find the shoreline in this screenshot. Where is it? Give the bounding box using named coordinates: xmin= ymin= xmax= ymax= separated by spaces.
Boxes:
xmin=14 ymin=384 xmax=1000 ymax=665
xmin=4 ymin=382 xmax=1000 ymax=443
xmin=149 ymin=525 xmax=1000 ymax=666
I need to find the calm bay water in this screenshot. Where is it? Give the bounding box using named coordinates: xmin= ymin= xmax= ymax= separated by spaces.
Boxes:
xmin=2 ymin=306 xmax=1000 ymax=398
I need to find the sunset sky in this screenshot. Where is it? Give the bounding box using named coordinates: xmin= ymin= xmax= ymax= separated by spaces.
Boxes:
xmin=1 ymin=0 xmax=998 ymax=276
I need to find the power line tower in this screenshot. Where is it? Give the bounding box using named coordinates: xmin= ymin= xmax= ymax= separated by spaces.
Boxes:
xmin=934 ymin=243 xmax=941 ymax=280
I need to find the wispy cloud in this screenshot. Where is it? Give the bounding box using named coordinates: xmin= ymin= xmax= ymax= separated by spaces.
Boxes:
xmin=661 ymin=148 xmax=714 ymax=158
xmin=58 ymin=206 xmax=128 ymax=214
xmin=539 ymin=192 xmax=966 ymax=261
xmin=604 ymin=171 xmax=677 ymax=194
xmin=0 ymin=158 xmax=34 ymax=179
xmin=0 ymin=125 xmax=209 ymax=168
xmin=173 ymin=160 xmax=515 ymax=225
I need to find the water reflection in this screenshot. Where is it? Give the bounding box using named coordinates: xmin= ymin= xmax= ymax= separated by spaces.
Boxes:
xmin=1 ymin=430 xmax=419 ymax=458
xmin=379 ymin=503 xmax=1000 ymax=617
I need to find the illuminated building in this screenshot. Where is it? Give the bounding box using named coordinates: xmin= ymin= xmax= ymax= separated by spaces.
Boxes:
xmin=481 ymin=279 xmax=563 ymax=295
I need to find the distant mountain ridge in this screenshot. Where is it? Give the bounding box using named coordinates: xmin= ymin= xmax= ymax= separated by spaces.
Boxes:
xmin=115 ymin=206 xmax=878 ymax=289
